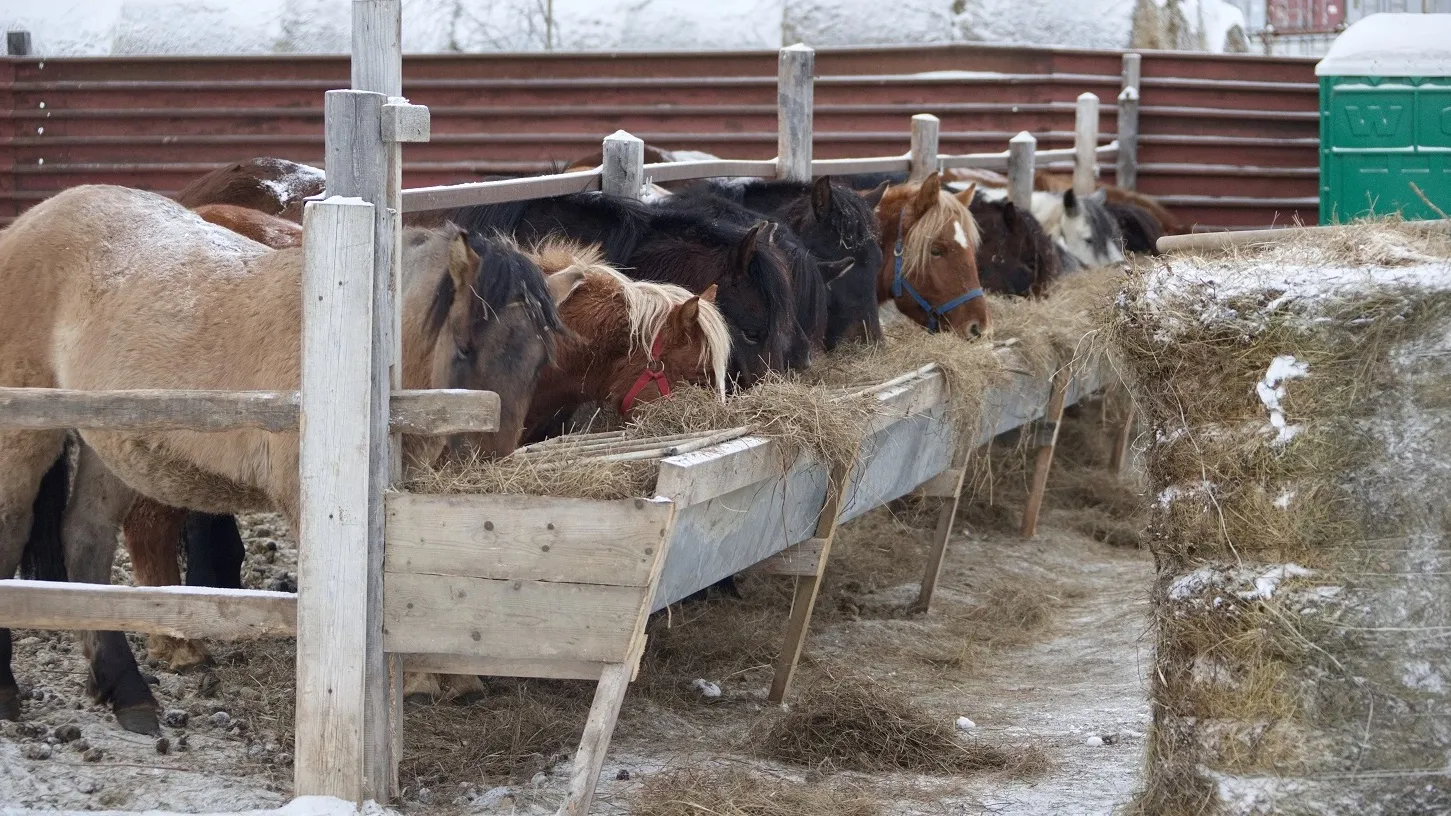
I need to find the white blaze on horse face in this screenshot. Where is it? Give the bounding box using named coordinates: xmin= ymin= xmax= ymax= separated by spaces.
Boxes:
xmin=953 ymin=221 xmax=970 ymax=249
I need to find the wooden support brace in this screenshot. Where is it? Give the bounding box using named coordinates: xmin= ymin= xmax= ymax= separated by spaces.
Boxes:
xmin=752 ymin=538 xmax=828 ymax=577
xmin=558 ymin=663 xmax=632 ymax=816
xmin=913 ymin=445 xmax=972 ymax=613
xmin=1020 ymin=371 xmax=1072 ymax=539
xmin=1111 ymin=402 xmax=1136 ymax=474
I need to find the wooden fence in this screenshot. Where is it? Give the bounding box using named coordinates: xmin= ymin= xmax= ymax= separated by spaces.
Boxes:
xmin=0 ymin=37 xmax=1320 ymax=230
xmin=0 ymin=4 xmax=1125 ymax=812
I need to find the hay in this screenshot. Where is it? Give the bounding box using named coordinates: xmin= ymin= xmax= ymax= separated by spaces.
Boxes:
xmin=632 ymin=767 xmax=881 ymax=816
xmin=1107 ymin=220 xmax=1451 ymax=813
xmin=754 ymin=669 xmax=1047 ymax=776
xmin=401 ymin=447 xmax=657 ymax=500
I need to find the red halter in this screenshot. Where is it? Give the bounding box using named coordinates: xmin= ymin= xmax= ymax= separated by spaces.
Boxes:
xmin=619 ymin=333 xmax=671 ymax=415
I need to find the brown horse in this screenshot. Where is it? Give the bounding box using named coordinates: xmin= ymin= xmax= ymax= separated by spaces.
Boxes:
xmin=193 ymin=203 xmax=304 ymax=248
xmin=175 ymin=158 xmax=326 ymax=223
xmin=874 ymin=173 xmax=991 ymax=337
xmin=0 ymin=185 xmax=572 ymax=734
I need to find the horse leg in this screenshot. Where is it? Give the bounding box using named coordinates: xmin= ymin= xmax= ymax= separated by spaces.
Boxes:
xmin=0 ymin=428 xmax=67 ymax=721
xmin=123 ymin=498 xmax=212 ymax=671
xmin=63 ymin=442 xmax=159 ymax=735
xmin=185 ymin=512 xmax=245 ymax=589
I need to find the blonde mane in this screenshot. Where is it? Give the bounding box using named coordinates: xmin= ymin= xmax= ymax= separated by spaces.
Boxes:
xmin=529 ymin=237 xmax=731 ymax=398
xmin=901 ymin=188 xmax=980 ymax=279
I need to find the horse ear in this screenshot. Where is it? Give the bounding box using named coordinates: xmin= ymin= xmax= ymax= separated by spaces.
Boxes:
xmin=912 ymin=172 xmax=941 ymax=215
xmin=811 ymin=176 xmax=833 ymax=219
xmin=735 ymin=222 xmax=769 ymax=271
xmin=545 ymin=267 xmax=587 ymax=306
xmin=700 ymin=283 xmax=718 ymax=303
xmin=818 ymin=257 xmax=854 ymax=285
xmin=952 ymin=183 xmax=978 ymax=206
xmin=1063 ymin=188 xmax=1080 ymax=217
xmin=447 ymin=231 xmax=478 ymax=298
xmin=859 ymin=180 xmax=889 ymax=209
xmin=671 ymin=295 xmax=702 ymax=330
xmin=1087 ymin=188 xmax=1108 ymax=205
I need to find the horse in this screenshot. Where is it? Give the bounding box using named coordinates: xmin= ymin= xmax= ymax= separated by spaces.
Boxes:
xmin=174 ymin=158 xmax=326 ymax=223
xmin=193 ymin=203 xmax=303 ymax=248
xmin=962 ymin=190 xmax=1061 ymax=297
xmin=522 ymin=239 xmax=732 ymax=440
xmin=444 ymin=192 xmax=801 ymax=387
xmin=709 ymin=176 xmax=885 ymax=350
xmin=0 ymin=185 xmax=572 ymax=734
xmin=873 ymin=173 xmax=991 ymax=337
xmin=974 ymin=185 xmax=1124 ymax=270
xmin=1032 ymin=170 xmax=1187 ymax=242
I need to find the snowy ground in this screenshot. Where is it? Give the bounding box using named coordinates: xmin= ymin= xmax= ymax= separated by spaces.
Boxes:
xmin=0 ymin=407 xmax=1153 ymax=815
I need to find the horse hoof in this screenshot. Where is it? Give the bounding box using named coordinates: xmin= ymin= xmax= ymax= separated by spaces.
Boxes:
xmin=0 ymin=687 xmax=21 ymax=721
xmin=114 ymin=705 xmax=161 ymax=736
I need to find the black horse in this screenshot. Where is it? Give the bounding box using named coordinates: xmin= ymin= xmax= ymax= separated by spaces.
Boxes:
xmin=967 ymin=193 xmax=1062 ymax=297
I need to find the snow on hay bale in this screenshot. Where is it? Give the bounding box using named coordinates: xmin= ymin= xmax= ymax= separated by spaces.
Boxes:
xmin=1106 ymin=222 xmax=1451 ymax=814
xmin=406 ymin=265 xmax=1125 ymax=500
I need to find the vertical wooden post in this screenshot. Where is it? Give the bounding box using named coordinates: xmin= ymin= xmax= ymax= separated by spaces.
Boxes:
xmin=1117 ymin=53 xmax=1141 ymax=191
xmin=909 ymin=113 xmax=940 ymax=182
xmin=296 ymin=197 xmax=376 ymax=802
xmin=1021 ymin=372 xmax=1071 ymax=539
xmin=601 ymin=130 xmax=646 ymax=200
xmin=1007 ymin=131 xmax=1036 ymax=211
xmin=6 ymin=31 xmax=31 ymax=56
xmin=1111 ymin=402 xmax=1137 ymax=474
xmin=1073 ymin=92 xmax=1100 ymax=197
xmin=320 ymin=87 xmax=394 ymax=802
xmin=351 ymin=0 xmax=402 ymax=98
xmin=777 ymin=43 xmax=814 ymax=183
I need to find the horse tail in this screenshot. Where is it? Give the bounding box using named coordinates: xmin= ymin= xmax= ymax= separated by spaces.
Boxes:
xmin=20 ymin=435 xmax=72 ymax=582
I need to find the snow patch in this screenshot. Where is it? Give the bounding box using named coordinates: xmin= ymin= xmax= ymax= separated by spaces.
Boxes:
xmin=690 ymin=678 xmax=722 ymax=699
xmin=1169 ymin=563 xmax=1321 ymax=604
xmin=1273 ymin=489 xmax=1295 ymax=510
xmin=1256 ymin=355 xmax=1309 ymax=446
xmin=255 ymin=159 xmax=326 ymax=205
xmin=955 ymin=716 xmax=976 ymax=731
xmin=1238 ymin=564 xmax=1314 ymax=602
xmin=1316 ymin=12 xmax=1451 ymax=77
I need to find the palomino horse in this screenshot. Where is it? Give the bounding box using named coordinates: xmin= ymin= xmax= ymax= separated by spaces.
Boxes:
xmin=0 ymin=185 xmax=572 ymax=733
xmin=523 ymin=239 xmax=732 ymax=439
xmin=175 ymin=158 xmax=326 ymax=223
xmin=447 ymin=192 xmax=801 ymax=387
xmin=873 ymin=173 xmax=992 ymax=337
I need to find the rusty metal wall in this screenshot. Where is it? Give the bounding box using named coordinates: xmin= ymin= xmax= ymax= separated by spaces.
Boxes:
xmin=0 ymin=43 xmax=1319 ymax=230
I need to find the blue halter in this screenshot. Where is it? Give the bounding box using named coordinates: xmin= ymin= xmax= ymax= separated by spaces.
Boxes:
xmin=890 ymin=209 xmax=984 ymax=333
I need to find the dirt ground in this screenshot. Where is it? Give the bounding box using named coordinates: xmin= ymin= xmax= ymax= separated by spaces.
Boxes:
xmin=0 ymin=403 xmax=1153 ymax=815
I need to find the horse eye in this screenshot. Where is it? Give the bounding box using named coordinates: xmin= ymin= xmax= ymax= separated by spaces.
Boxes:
xmin=454 ymin=345 xmax=473 ymax=362
xmin=930 ymin=247 xmax=944 ymax=257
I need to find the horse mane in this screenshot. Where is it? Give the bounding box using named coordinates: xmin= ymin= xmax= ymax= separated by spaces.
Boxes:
xmin=901 ymin=188 xmax=980 ymax=281
xmin=1106 ymin=200 xmax=1164 ymax=255
xmin=423 ymin=227 xmax=566 ymax=362
xmin=447 ymin=192 xmax=654 ymax=267
xmin=529 ymin=236 xmax=731 ymax=397
xmin=738 ymin=178 xmax=879 ymax=255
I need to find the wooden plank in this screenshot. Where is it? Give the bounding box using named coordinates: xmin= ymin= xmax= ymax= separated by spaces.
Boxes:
xmin=940 ymin=150 xmax=1009 ymax=171
xmin=399 ymin=653 xmax=606 ymax=682
xmin=750 ymin=537 xmax=826 ymax=577
xmin=382 ymin=101 xmax=430 ymax=143
xmin=0 ymin=580 xmax=294 ymax=639
xmin=384 ymin=494 xmax=673 ymax=587
xmin=1074 ymin=92 xmax=1100 ymax=196
xmin=1117 ymin=53 xmax=1142 ymax=191
xmin=558 ymin=663 xmax=632 ymax=816
xmin=601 ymin=130 xmax=645 ymax=200
xmin=0 ymin=387 xmax=498 ymax=434
xmin=810 ymin=156 xmax=911 ymax=176
xmin=643 ymin=159 xmax=778 ymax=183
xmin=837 ymin=401 xmax=954 ymax=524
xmin=295 ymin=195 xmax=377 ymax=802
xmin=909 ymin=113 xmax=940 ymax=182
xmin=654 ymin=435 xmax=784 ymax=508
xmin=915 ymin=468 xmax=962 ymax=498
xmin=382 ymin=572 xmax=643 ymax=664
xmin=401 ymin=169 xmax=602 ymax=213
xmin=1020 ymin=371 xmax=1072 ymax=539
xmin=777 ymin=44 xmax=814 ymax=183
xmin=1158 ymin=219 xmax=1451 ymax=254
xmin=1009 ymin=132 xmax=1036 ymax=211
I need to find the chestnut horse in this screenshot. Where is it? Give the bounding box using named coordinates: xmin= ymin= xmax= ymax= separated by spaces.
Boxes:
xmin=874 ymin=173 xmax=991 ymax=337
xmin=175 ymin=158 xmax=325 ymax=223
xmin=193 ymin=203 xmax=303 ymax=248
xmin=0 ymin=185 xmax=571 ymax=734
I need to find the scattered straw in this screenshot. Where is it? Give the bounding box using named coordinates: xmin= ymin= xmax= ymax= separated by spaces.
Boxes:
xmin=754 ymin=669 xmax=1047 ymax=776
xmin=632 ymin=767 xmax=881 ymax=816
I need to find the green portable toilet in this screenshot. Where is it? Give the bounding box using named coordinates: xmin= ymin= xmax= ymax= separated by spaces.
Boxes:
xmin=1317 ymin=13 xmax=1451 ymax=224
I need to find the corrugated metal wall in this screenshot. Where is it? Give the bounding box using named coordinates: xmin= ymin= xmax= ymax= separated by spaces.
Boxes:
xmin=0 ymin=43 xmax=1320 ymax=230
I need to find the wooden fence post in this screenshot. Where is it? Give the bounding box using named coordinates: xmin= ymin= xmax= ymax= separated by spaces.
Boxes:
xmin=602 ymin=130 xmax=646 ymax=200
xmin=909 ymin=113 xmax=940 ymax=182
xmin=296 ymin=196 xmax=377 ymax=802
xmin=1117 ymin=53 xmax=1141 ymax=191
xmin=777 ymin=43 xmax=814 ymax=183
xmin=6 ymin=31 xmax=30 ymax=56
xmin=320 ymin=86 xmax=395 ymax=802
xmin=1008 ymin=131 xmax=1036 ymax=211
xmin=1073 ymin=92 xmax=1100 ymax=197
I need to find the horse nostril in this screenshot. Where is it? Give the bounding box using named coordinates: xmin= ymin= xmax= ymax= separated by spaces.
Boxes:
xmin=969 ymin=322 xmax=982 ymax=338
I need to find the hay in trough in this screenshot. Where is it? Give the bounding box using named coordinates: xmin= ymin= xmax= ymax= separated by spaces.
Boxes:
xmin=632 ymin=767 xmax=882 ymax=816
xmin=1106 ymin=221 xmax=1451 ymax=814
xmin=401 ymin=447 xmax=658 ymax=500
xmin=753 ymin=668 xmax=1047 ymax=776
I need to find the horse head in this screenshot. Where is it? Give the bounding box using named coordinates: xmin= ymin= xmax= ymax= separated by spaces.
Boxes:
xmin=875 ymin=173 xmax=991 ymax=338
xmin=409 ymin=226 xmax=573 ymax=461
xmin=709 ymin=220 xmax=800 ymax=387
xmin=962 ymin=189 xmax=1061 ymax=298
xmin=1031 ymin=188 xmax=1126 ymax=270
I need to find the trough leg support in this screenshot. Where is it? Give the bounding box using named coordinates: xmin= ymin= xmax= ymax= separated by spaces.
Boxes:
xmin=1020 ymin=372 xmax=1071 ymax=540
xmin=768 ymin=463 xmax=850 ymax=703
xmin=1110 ymin=400 xmax=1136 ymax=475
xmin=558 ymin=662 xmax=632 ymax=816
xmin=912 ymin=444 xmax=972 ymax=613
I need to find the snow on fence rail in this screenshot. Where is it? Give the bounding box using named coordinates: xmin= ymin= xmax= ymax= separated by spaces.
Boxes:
xmin=0 ymin=1 xmax=1141 ymax=811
